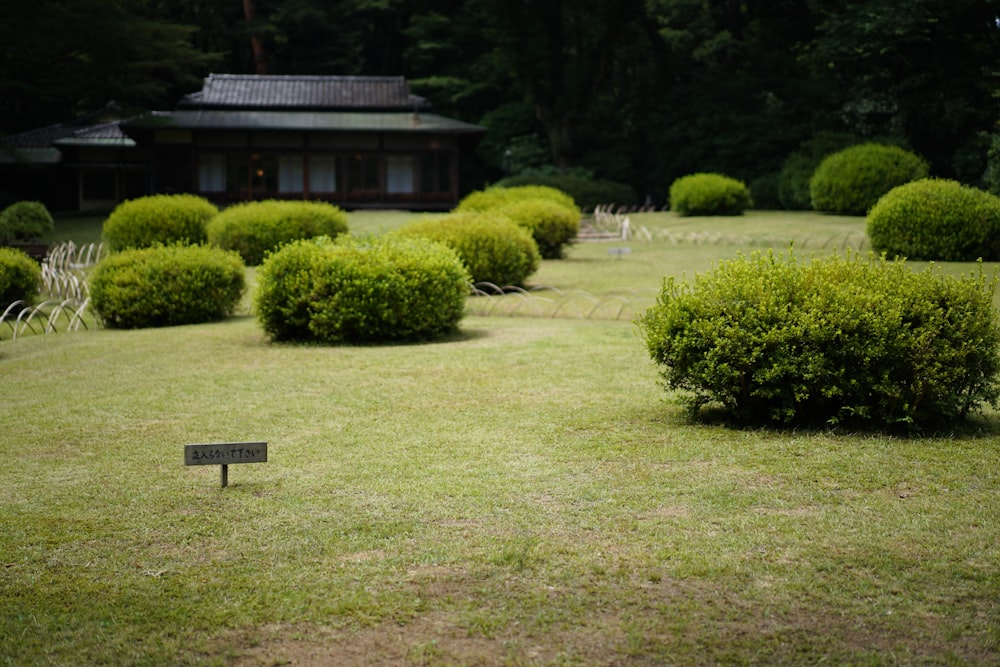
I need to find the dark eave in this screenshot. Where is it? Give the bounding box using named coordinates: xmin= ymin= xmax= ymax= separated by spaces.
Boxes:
xmin=123 ymin=110 xmax=484 ymax=135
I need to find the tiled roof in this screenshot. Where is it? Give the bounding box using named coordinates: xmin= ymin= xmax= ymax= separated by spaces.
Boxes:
xmin=180 ymin=74 xmax=431 ymax=111
xmin=2 ymin=103 xmax=131 ymax=149
xmin=0 ymin=102 xmax=133 ymax=163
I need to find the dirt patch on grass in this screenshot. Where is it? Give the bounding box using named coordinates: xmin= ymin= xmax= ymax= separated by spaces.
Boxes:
xmin=231 ymin=616 xmax=505 ymax=667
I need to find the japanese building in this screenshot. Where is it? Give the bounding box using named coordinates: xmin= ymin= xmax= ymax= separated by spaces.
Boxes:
xmin=1 ymin=75 xmax=485 ymax=212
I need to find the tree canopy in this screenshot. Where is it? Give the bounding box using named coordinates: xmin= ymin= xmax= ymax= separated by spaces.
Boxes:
xmin=3 ymin=0 xmax=999 ymax=200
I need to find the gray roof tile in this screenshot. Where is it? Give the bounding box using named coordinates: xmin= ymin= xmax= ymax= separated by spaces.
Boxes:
xmin=181 ymin=74 xmax=430 ymax=111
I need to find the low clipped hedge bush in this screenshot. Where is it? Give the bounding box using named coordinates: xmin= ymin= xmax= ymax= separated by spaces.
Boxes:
xmin=207 ymin=200 xmax=349 ymax=266
xmin=810 ymin=143 xmax=928 ymax=215
xmin=0 ymin=247 xmax=42 ymax=307
xmin=494 ymin=199 xmax=579 ymax=259
xmin=255 ymin=235 xmax=470 ymax=344
xmin=669 ymin=173 xmax=752 ymax=216
xmin=457 ymin=185 xmax=581 ymax=259
xmin=0 ymin=201 xmax=54 ymax=242
xmin=394 ymin=211 xmax=540 ymax=286
xmin=777 ymin=132 xmax=861 ymax=210
xmin=494 ymin=173 xmax=638 ymax=210
xmin=867 ymin=179 xmax=1000 ymax=261
xmin=639 ymin=251 xmax=1000 ymax=430
xmin=457 ymin=184 xmax=578 ymax=213
xmin=103 ymin=195 xmax=217 ymax=251
xmin=90 ymin=244 xmax=245 ymax=329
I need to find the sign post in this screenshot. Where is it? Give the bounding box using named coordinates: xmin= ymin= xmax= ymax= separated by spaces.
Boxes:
xmin=184 ymin=442 xmax=267 ymax=488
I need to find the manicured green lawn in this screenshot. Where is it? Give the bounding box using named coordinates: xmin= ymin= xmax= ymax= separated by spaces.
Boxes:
xmin=5 ymin=210 xmax=1000 ymax=665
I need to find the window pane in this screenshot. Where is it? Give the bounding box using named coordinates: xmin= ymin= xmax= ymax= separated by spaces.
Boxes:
xmin=349 ymin=155 xmax=378 ymax=192
xmin=198 ymin=154 xmax=226 ymax=192
xmin=278 ymin=155 xmax=303 ymax=193
xmin=309 ymin=155 xmax=337 ymax=193
xmin=386 ymin=155 xmax=414 ymax=194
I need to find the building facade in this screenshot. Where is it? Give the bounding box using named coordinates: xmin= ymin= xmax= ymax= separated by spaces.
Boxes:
xmin=123 ymin=74 xmax=484 ymax=210
xmin=1 ymin=75 xmax=484 ymax=212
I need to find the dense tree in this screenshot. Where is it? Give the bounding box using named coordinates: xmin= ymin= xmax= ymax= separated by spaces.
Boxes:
xmin=0 ymin=0 xmax=220 ymax=131
xmin=3 ymin=0 xmax=1000 ymax=201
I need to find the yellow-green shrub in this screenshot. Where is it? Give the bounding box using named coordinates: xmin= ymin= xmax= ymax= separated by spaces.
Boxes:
xmin=394 ymin=211 xmax=540 ymax=286
xmin=867 ymin=179 xmax=1000 ymax=261
xmin=639 ymin=251 xmax=1000 ymax=430
xmin=456 ymin=185 xmax=580 ymax=259
xmin=669 ymin=173 xmax=752 ymax=216
xmin=810 ymin=143 xmax=928 ymax=215
xmin=494 ymin=199 xmax=579 ymax=259
xmin=207 ymin=200 xmax=349 ymax=266
xmin=90 ymin=244 xmax=245 ymax=329
xmin=255 ymin=235 xmax=470 ymax=344
xmin=0 ymin=247 xmax=41 ymax=307
xmin=0 ymin=201 xmax=54 ymax=242
xmin=103 ymin=194 xmax=217 ymax=251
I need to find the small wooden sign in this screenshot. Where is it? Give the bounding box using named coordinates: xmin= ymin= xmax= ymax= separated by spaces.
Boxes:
xmin=185 ymin=442 xmax=267 ymax=487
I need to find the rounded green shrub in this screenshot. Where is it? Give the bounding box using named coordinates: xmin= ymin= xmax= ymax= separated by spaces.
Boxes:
xmin=639 ymin=251 xmax=1000 ymax=430
xmin=868 ymin=179 xmax=1000 ymax=261
xmin=255 ymin=235 xmax=471 ymax=344
xmin=457 ymin=184 xmax=577 ymax=213
xmin=494 ymin=173 xmax=638 ymax=210
xmin=669 ymin=173 xmax=752 ymax=216
xmin=103 ymin=194 xmax=217 ymax=251
xmin=0 ymin=247 xmax=42 ymax=307
xmin=777 ymin=132 xmax=861 ymax=210
xmin=457 ymin=185 xmax=581 ymax=260
xmin=207 ymin=200 xmax=349 ymax=266
xmin=868 ymin=179 xmax=1000 ymax=262
xmin=809 ymin=143 xmax=928 ymax=215
xmin=0 ymin=201 xmax=54 ymax=242
xmin=90 ymin=244 xmax=245 ymax=329
xmin=493 ymin=198 xmax=579 ymax=259
xmin=394 ymin=211 xmax=540 ymax=287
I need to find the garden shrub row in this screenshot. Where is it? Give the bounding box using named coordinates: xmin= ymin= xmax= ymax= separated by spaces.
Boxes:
xmin=255 ymin=235 xmax=470 ymax=343
xmin=639 ymin=251 xmax=1000 ymax=430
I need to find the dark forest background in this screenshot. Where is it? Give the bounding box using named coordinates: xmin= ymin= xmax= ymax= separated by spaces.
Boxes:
xmin=3 ymin=0 xmax=1000 ymax=202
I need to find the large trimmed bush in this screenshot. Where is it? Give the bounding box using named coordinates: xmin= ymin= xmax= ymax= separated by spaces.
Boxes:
xmin=639 ymin=252 xmax=1000 ymax=430
xmin=867 ymin=179 xmax=1000 ymax=261
xmin=669 ymin=173 xmax=752 ymax=216
xmin=90 ymin=244 xmax=245 ymax=329
xmin=207 ymin=200 xmax=349 ymax=266
xmin=809 ymin=143 xmax=928 ymax=215
xmin=394 ymin=211 xmax=540 ymax=286
xmin=255 ymin=235 xmax=470 ymax=344
xmin=103 ymin=195 xmax=217 ymax=251
xmin=0 ymin=201 xmax=54 ymax=242
xmin=0 ymin=247 xmax=42 ymax=307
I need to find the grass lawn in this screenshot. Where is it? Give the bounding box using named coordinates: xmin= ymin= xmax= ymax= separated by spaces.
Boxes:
xmin=5 ymin=210 xmax=1000 ymax=665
